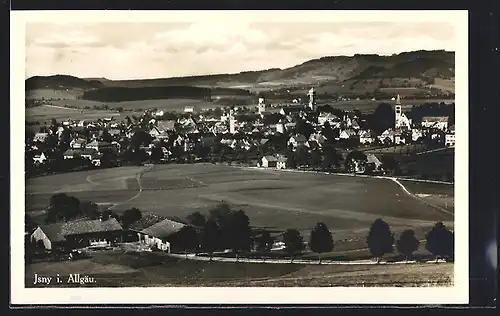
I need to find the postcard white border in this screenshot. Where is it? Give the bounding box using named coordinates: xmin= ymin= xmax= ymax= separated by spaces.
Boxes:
xmin=11 ymin=10 xmax=469 ymax=305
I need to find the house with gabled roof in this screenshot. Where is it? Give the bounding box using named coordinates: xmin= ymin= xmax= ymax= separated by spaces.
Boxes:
xmin=33 ymin=152 xmax=49 ymax=164
xmin=30 ymin=218 xmax=123 ymax=251
xmin=339 ymin=128 xmax=358 ymax=140
xmin=86 ymin=140 xmax=114 ymax=152
xmin=136 ymin=217 xmax=187 ymax=252
xmin=308 ymin=133 xmax=327 ymax=148
xmin=33 ymin=132 xmax=49 ymax=143
xmin=421 ymin=116 xmax=449 ymax=131
xmin=317 ymin=112 xmax=340 ymax=126
xmin=358 ymin=129 xmax=376 ymax=144
xmin=70 ymin=138 xmax=87 ymax=149
xmin=287 ymin=134 xmax=308 ymax=150
xmin=260 ymin=154 xmax=287 ymax=169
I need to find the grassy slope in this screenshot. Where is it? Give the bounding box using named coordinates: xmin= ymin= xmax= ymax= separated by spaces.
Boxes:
xmin=25 ymin=251 xmax=453 ymax=287
xmin=26 ymin=164 xmax=454 ymax=247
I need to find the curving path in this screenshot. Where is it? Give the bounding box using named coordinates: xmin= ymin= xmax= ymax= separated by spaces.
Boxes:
xmin=108 ymin=165 xmax=154 ymax=210
xmin=166 ymin=252 xmax=448 ymax=266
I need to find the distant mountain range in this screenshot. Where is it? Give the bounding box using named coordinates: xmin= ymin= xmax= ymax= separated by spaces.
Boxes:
xmin=25 ymin=50 xmax=455 ymax=102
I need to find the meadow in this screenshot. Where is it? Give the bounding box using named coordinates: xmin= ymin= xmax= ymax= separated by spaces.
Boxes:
xmin=26 ymin=164 xmax=455 ymax=249
xmin=25 ymin=251 xmax=453 ymax=287
xmin=48 ymin=98 xmax=218 ymax=112
xmin=25 ymin=105 xmax=122 ymax=125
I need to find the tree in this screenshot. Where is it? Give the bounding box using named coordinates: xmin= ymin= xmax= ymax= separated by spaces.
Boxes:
xmin=322 ymin=144 xmax=340 ymax=170
xmin=295 ymin=146 xmax=309 ymax=166
xmin=255 ymin=230 xmax=274 ymax=261
xmin=121 ymin=208 xmax=142 ymax=228
xmin=176 ymin=226 xmax=199 ymax=258
xmin=345 ymin=150 xmax=367 ymax=173
xmin=150 ymin=146 xmax=164 ymax=163
xmin=381 ymin=155 xmax=399 ymax=175
xmin=202 ymin=220 xmax=220 ymax=261
xmin=309 ymin=222 xmax=334 ymax=264
xmin=186 ymin=211 xmax=206 ymax=228
xmin=283 ymin=228 xmax=305 ymax=263
xmin=295 ymin=120 xmax=315 ymax=139
xmin=25 ymin=213 xmax=37 ymax=233
xmin=79 ymin=201 xmax=100 ymax=219
xmin=227 ymin=210 xmax=253 ymax=261
xmin=46 ymin=193 xmax=81 ymax=223
xmin=366 ymin=219 xmax=394 ymax=263
xmin=101 ymin=129 xmax=113 ymax=143
xmin=369 ymin=103 xmax=395 ymax=135
xmin=286 ymin=153 xmax=297 ymax=169
xmin=309 ymin=149 xmax=323 ymax=169
xmin=425 ymin=222 xmax=454 ymax=262
xmin=396 ymin=229 xmax=420 ymax=262
xmin=208 ymin=202 xmax=237 ymax=250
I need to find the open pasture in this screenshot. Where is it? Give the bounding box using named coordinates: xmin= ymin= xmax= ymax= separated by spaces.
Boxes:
xmin=314 ymin=98 xmax=454 ymax=113
xmin=25 ymin=251 xmax=453 ymax=287
xmin=25 ymin=167 xmax=145 ymax=212
xmin=400 ymin=179 xmax=454 ymax=212
xmin=26 ymin=105 xmax=120 ymax=123
xmin=47 ymin=98 xmax=217 ymax=113
xmin=26 ymin=164 xmax=454 ymax=245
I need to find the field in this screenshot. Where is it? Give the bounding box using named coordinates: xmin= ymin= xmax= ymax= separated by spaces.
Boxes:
xmin=25 ymin=164 xmax=455 ymax=286
xmin=47 ymin=98 xmax=218 ymax=112
xmin=26 ymin=105 xmax=121 ymax=125
xmin=26 ymin=164 xmax=454 ymax=246
xmin=26 ymin=251 xmax=453 ymax=287
xmin=400 ymin=180 xmax=454 ymax=212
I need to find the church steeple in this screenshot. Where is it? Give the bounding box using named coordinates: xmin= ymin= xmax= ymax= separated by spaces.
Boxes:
xmin=396 ymin=94 xmax=401 ymax=105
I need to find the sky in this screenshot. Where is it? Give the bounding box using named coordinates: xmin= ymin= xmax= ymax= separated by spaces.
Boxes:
xmin=25 ymin=21 xmax=456 ymax=80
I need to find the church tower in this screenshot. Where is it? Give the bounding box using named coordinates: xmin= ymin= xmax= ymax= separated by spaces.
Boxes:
xmin=258 ymin=97 xmax=266 ymax=114
xmin=395 ymin=94 xmax=402 ymax=128
xmin=229 ymin=108 xmax=236 ymax=134
xmin=308 ymin=87 xmax=316 ymax=111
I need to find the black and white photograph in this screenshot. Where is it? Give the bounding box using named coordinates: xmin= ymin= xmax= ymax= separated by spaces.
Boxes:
xmin=11 ymin=10 xmax=468 ymax=305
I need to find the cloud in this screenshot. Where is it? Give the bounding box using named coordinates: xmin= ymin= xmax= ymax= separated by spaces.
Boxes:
xmin=25 ymin=21 xmax=456 ymax=80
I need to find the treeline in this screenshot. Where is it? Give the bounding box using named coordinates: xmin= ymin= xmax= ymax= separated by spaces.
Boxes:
xmin=81 ymin=86 xmax=212 ymax=102
xmin=179 ymin=205 xmax=455 ymax=263
xmin=27 ymin=196 xmax=454 ymax=263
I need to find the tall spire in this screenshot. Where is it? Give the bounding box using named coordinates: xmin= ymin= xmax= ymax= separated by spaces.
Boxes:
xmin=396 ymin=94 xmax=401 ymax=105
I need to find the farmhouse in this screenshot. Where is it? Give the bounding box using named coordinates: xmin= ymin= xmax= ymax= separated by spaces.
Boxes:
xmin=260 ymin=155 xmax=287 ymax=169
xmin=86 ymin=140 xmax=114 ymax=153
xmin=339 ymin=128 xmax=357 ymax=140
xmin=412 ymin=129 xmax=423 ymax=142
xmin=364 ymin=154 xmax=383 ymax=174
xmin=153 ymin=110 xmax=164 ymax=117
xmin=317 ymin=112 xmax=339 ymax=126
xmin=308 ymin=133 xmax=327 ymax=148
xmin=358 ymin=130 xmax=375 ymax=144
xmin=30 ymin=218 xmax=123 ymax=251
xmin=184 ymin=106 xmax=194 ymax=113
xmin=70 ymin=138 xmax=86 ymax=149
xmin=378 ymin=128 xmax=405 ymax=145
xmin=32 ymin=152 xmax=48 ymax=164
xmin=287 ymin=134 xmax=308 ymax=149
xmin=137 ymin=218 xmax=187 ymax=252
xmin=33 ymin=132 xmax=48 ymax=143
xmin=421 ymin=116 xmax=449 ymax=131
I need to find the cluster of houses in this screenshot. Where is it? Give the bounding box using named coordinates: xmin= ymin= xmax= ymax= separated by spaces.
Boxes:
xmin=28 ymin=213 xmax=188 ymax=254
xmin=27 ymin=90 xmax=454 ymax=173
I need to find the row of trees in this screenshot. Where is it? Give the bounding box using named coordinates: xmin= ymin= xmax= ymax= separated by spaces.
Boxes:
xmin=32 ymin=197 xmax=454 ymax=263
xmin=42 ymin=193 xmax=143 ymax=229
xmin=179 ymin=204 xmax=454 ymax=263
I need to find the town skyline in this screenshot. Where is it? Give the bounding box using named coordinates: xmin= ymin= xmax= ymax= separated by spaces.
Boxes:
xmin=26 ymin=21 xmax=456 ymax=80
